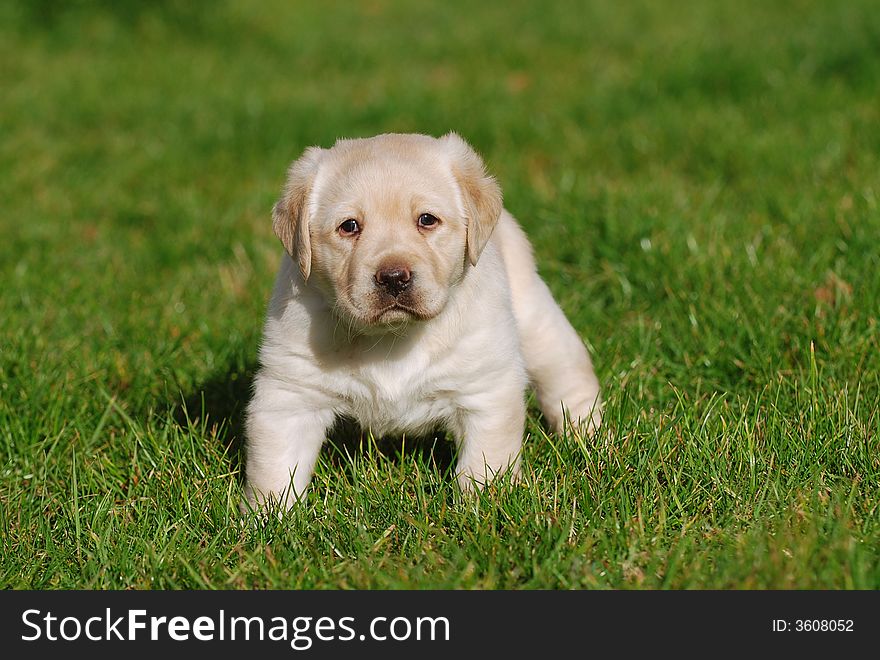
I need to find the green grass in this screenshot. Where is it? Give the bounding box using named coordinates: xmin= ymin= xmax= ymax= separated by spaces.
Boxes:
xmin=1 ymin=0 xmax=879 ymax=589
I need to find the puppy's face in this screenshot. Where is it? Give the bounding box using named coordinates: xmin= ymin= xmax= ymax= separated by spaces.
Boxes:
xmin=309 ymin=143 xmax=467 ymax=327
xmin=273 ymin=133 xmax=502 ymax=332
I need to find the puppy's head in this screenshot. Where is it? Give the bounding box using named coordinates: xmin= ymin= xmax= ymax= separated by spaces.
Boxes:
xmin=272 ymin=133 xmax=502 ymax=331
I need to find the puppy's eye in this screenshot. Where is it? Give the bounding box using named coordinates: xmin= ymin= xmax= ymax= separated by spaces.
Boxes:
xmin=338 ymin=219 xmax=360 ymax=235
xmin=418 ymin=213 xmax=440 ymax=229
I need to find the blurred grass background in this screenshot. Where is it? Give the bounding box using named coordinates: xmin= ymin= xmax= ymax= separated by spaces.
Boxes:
xmin=1 ymin=0 xmax=878 ymax=588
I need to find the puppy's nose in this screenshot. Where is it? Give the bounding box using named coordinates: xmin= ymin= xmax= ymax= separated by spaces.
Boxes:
xmin=374 ymin=266 xmax=412 ymax=297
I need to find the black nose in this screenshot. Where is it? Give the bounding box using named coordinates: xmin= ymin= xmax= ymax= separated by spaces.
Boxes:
xmin=375 ymin=266 xmax=412 ymax=296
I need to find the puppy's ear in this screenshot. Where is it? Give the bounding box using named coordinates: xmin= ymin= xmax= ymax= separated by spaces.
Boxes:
xmin=442 ymin=132 xmax=503 ymax=266
xmin=273 ymin=146 xmax=324 ymax=280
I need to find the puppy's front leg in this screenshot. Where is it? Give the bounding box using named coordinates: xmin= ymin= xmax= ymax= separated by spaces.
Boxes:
xmin=452 ymin=384 xmax=526 ymax=491
xmin=242 ymin=401 xmax=335 ymax=512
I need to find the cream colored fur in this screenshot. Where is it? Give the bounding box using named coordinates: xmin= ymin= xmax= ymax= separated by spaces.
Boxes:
xmin=243 ymin=132 xmax=601 ymax=510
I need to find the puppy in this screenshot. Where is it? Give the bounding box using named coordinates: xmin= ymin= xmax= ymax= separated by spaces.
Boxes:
xmin=243 ymin=132 xmax=601 ymax=510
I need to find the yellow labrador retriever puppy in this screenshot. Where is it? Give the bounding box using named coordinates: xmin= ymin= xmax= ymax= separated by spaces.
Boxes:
xmin=243 ymin=132 xmax=601 ymax=510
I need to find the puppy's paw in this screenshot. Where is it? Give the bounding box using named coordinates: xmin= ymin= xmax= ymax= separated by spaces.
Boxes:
xmin=238 ymin=483 xmax=303 ymax=520
xmin=550 ymin=395 xmax=603 ymax=439
xmin=455 ymin=461 xmax=522 ymax=492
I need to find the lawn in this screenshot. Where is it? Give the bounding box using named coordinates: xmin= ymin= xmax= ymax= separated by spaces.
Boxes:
xmin=1 ymin=0 xmax=878 ymax=589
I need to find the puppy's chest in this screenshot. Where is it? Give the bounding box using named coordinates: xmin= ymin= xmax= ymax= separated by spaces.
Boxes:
xmin=336 ymin=355 xmax=458 ymax=435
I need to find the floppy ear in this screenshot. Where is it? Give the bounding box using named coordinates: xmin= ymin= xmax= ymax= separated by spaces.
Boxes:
xmin=442 ymin=132 xmax=503 ymax=266
xmin=273 ymin=146 xmax=324 ymax=280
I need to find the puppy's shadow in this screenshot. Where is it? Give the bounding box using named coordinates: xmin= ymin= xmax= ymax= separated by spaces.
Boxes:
xmin=173 ymin=364 xmax=255 ymax=474
xmin=322 ymin=416 xmax=455 ymax=481
xmin=174 ymin=363 xmax=456 ymax=483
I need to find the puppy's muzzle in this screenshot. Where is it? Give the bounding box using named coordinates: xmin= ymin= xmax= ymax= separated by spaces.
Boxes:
xmin=374 ymin=265 xmax=412 ymax=297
